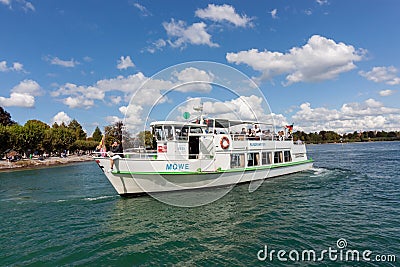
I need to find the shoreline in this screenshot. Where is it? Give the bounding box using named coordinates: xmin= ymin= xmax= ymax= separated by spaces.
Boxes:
xmin=304 ymin=139 xmax=400 ymax=145
xmin=0 ymin=155 xmax=94 ymax=172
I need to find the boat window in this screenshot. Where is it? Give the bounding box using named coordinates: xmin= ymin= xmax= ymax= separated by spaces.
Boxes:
xmin=190 ymin=127 xmax=202 ymax=134
xmin=274 ymin=151 xmax=283 ymax=163
xmin=247 ymin=152 xmax=259 ymax=167
xmin=231 ymin=153 xmax=245 ymax=168
xmin=164 ymin=126 xmax=174 ymax=141
xmin=262 ymin=152 xmax=272 ymax=165
xmin=154 ymin=126 xmax=164 ymax=141
xmin=284 ymin=151 xmax=292 ymax=162
xmin=175 ymin=126 xmax=188 ymax=141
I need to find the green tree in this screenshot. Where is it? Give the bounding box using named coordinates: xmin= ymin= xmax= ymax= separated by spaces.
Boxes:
xmin=0 ymin=106 xmax=15 ymax=126
xmin=50 ymin=127 xmax=77 ymax=153
xmin=376 ymin=131 xmax=385 ymax=138
xmin=23 ymin=120 xmax=50 ymax=154
xmin=104 ymin=121 xmax=123 ymax=148
xmin=137 ymin=130 xmax=154 ymax=149
xmin=0 ymin=125 xmax=10 ymax=156
xmin=92 ymin=126 xmax=103 ymax=142
xmin=8 ymin=124 xmax=26 ymax=154
xmin=70 ymin=140 xmax=99 ymax=152
xmin=68 ymin=119 xmax=87 ymax=140
xmin=42 ymin=128 xmax=54 ymax=153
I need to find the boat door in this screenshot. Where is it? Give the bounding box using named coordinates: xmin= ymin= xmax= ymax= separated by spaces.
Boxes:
xmin=188 ymin=136 xmax=199 ymax=159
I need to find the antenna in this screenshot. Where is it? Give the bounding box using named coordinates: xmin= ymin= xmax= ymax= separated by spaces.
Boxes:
xmin=193 ymin=102 xmax=204 ymax=123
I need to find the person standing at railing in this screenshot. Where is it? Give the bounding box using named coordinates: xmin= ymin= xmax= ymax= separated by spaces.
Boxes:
xmin=108 ymin=140 xmax=124 ymax=172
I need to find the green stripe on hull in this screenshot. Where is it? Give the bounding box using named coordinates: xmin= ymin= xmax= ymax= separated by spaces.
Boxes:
xmin=112 ymin=159 xmax=313 ymax=175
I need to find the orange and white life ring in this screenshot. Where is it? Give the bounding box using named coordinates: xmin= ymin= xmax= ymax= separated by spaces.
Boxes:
xmin=220 ymin=136 xmax=230 ymax=149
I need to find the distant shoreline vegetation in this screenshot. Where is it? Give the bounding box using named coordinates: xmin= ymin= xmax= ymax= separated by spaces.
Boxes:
xmin=293 ymin=130 xmax=400 ymax=144
xmin=1 ymin=107 xmax=399 ymax=157
xmin=0 ymin=107 xmax=122 ymax=159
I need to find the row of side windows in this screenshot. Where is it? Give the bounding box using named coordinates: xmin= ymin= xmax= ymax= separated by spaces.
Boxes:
xmin=230 ymin=151 xmax=292 ymax=168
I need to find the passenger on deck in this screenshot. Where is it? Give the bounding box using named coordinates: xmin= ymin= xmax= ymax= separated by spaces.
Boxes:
xmin=247 ymin=128 xmax=254 ymax=138
xmin=253 ymin=124 xmax=261 ymax=135
xmin=253 ymin=124 xmax=262 ymax=139
xmin=108 ymin=141 xmax=123 ymax=172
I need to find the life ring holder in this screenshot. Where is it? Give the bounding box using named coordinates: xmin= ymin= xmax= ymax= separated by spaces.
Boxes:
xmin=220 ymin=136 xmax=230 ymax=149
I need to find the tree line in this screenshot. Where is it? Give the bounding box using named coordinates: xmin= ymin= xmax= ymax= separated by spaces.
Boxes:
xmin=2 ymin=106 xmax=399 ymax=157
xmin=0 ymin=106 xmax=120 ymax=158
xmin=293 ymin=130 xmax=400 ymax=144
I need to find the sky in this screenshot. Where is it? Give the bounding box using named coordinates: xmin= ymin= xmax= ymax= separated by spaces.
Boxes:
xmin=1 ymin=0 xmax=400 ymax=135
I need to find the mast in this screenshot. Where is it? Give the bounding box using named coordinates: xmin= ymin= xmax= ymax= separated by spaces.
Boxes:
xmin=193 ymin=102 xmax=204 ymax=124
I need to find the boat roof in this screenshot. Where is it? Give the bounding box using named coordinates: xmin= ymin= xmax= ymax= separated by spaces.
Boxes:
xmin=150 ymin=118 xmax=273 ymax=128
xmin=210 ymin=118 xmax=273 ymax=128
xmin=150 ymin=121 xmax=207 ymax=127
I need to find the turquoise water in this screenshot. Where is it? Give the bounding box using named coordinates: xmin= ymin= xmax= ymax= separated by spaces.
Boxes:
xmin=0 ymin=142 xmax=399 ymax=266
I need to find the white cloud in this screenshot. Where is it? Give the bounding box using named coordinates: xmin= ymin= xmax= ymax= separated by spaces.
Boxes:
xmin=359 ymin=66 xmax=400 ymax=85
xmin=52 ymin=72 xmax=175 ymax=110
xmin=0 ymin=60 xmax=25 ymax=72
xmin=0 ymin=0 xmax=11 ymax=5
xmin=105 ymin=115 xmax=122 ymax=124
xmin=132 ymin=2 xmax=152 ymax=16
xmin=12 ymin=62 xmax=23 ymax=71
xmin=11 ymin=79 xmax=42 ymax=96
xmin=195 ymin=4 xmax=253 ymax=27
xmin=0 ymin=61 xmax=7 ymax=71
xmin=270 ymin=9 xmax=278 ymax=19
xmin=379 ymin=89 xmax=396 ymax=97
xmin=172 ymin=67 xmax=214 ymax=92
xmin=146 ymin=39 xmax=167 ymax=53
xmin=110 ymin=95 xmax=122 ymax=105
xmin=0 ymin=80 xmax=41 ymax=108
xmin=117 ymin=56 xmax=135 ymax=70
xmin=176 ymin=95 xmax=280 ymax=125
xmin=63 ymin=96 xmax=94 ymax=109
xmin=83 ymin=56 xmax=93 ymax=62
xmin=0 ymin=0 xmax=34 ymax=11
xmin=52 ymin=83 xmax=104 ymax=100
xmin=316 ymin=0 xmax=329 ymax=5
xmin=226 ymin=35 xmax=365 ymax=85
xmin=52 ymin=111 xmax=72 ymax=125
xmin=21 ymin=0 xmax=34 ymax=12
xmin=0 ymin=92 xmax=35 ymax=107
xmin=304 ymin=9 xmax=312 ymax=16
xmin=45 ymin=56 xmax=79 ymax=68
xmin=292 ymin=99 xmax=400 ymax=133
xmin=163 ymin=19 xmax=219 ymax=48
xmin=119 ymin=104 xmax=145 ymax=131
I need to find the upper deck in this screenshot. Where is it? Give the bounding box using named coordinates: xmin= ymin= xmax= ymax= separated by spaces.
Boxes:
xmin=150 ymin=118 xmax=293 ymax=142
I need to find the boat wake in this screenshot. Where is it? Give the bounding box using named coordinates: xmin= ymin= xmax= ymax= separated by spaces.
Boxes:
xmin=84 ymin=195 xmax=116 ymax=201
xmin=310 ymin=167 xmax=329 ymax=177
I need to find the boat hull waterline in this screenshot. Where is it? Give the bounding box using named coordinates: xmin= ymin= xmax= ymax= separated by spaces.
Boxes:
xmin=95 ymin=157 xmax=313 ymax=196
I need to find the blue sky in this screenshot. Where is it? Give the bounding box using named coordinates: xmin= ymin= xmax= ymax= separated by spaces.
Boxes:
xmin=1 ymin=0 xmax=400 ymax=135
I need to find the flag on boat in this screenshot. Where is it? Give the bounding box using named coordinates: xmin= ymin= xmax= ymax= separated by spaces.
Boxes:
xmin=99 ymin=135 xmax=106 ymax=156
xmin=285 ymin=124 xmax=293 ymax=133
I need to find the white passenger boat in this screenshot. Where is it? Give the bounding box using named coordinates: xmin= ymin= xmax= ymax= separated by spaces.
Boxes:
xmin=94 ymin=118 xmax=313 ymax=196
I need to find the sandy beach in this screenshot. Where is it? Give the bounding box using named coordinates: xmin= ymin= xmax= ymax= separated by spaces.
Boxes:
xmin=0 ymin=155 xmax=94 ymax=171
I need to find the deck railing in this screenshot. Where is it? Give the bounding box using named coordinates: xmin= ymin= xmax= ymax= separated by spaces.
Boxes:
xmin=230 ymin=134 xmax=293 ymax=141
xmin=93 ymin=151 xmax=214 ymax=160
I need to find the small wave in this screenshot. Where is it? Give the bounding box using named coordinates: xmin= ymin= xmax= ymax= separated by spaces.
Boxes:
xmin=311 ymin=167 xmax=326 ymax=175
xmin=84 ymin=195 xmax=115 ymax=201
xmin=309 ymin=167 xmax=333 ymax=178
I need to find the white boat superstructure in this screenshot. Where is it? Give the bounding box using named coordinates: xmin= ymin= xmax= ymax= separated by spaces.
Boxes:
xmin=94 ymin=118 xmax=313 ymax=196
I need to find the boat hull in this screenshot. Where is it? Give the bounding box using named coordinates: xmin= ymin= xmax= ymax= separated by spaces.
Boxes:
xmin=95 ymin=157 xmax=313 ymax=196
